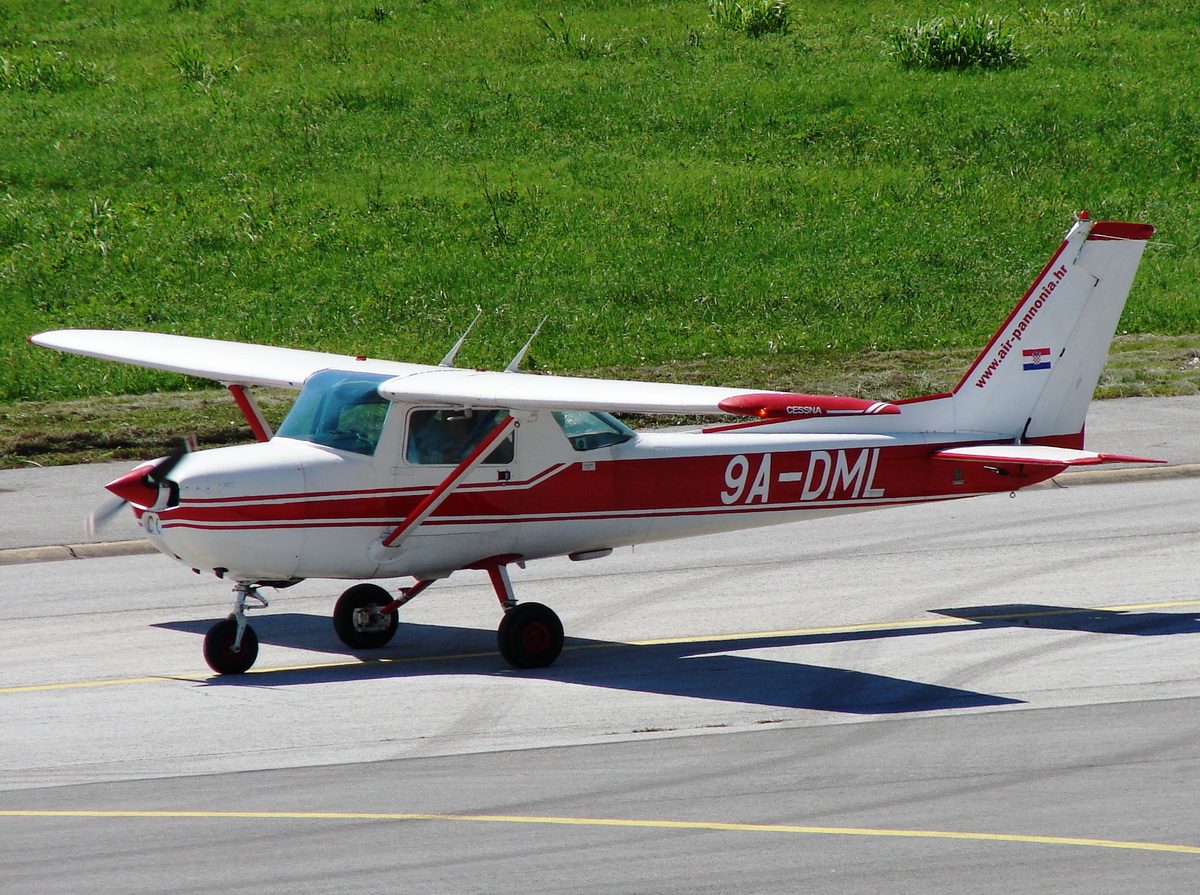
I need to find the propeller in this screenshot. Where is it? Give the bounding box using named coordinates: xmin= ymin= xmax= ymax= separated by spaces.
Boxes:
xmin=86 ymin=493 xmax=135 ymax=537
xmin=87 ymin=437 xmax=196 ymax=538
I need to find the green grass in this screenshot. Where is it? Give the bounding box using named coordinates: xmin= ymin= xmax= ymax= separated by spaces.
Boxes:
xmin=888 ymin=10 xmax=1028 ymax=71
xmin=1 ymin=0 xmax=1197 ymax=417
xmin=708 ymin=0 xmax=792 ymax=38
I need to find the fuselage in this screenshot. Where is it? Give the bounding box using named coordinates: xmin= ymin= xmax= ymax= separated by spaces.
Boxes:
xmin=131 ymin=396 xmax=1055 ymax=584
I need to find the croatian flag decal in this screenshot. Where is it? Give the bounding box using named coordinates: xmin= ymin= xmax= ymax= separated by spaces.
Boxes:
xmin=1023 ymin=348 xmax=1052 ymax=371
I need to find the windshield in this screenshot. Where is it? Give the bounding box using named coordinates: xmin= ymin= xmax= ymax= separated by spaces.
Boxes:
xmin=552 ymin=411 xmax=635 ymax=451
xmin=276 ymin=370 xmax=392 ymax=456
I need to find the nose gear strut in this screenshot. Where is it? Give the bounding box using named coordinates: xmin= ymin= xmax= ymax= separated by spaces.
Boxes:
xmin=202 ymin=582 xmax=268 ymax=675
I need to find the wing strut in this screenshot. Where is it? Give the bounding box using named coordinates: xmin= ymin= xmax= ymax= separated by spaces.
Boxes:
xmin=380 ymin=414 xmax=518 ymax=549
xmin=225 ymin=384 xmax=273 ymax=442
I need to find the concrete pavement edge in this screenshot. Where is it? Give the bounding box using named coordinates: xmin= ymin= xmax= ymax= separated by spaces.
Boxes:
xmin=0 ymin=539 xmax=157 ymax=566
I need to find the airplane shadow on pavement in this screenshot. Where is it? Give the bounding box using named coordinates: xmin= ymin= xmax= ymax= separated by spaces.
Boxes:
xmin=930 ymin=603 xmax=1200 ymax=636
xmin=155 ymin=604 xmax=1199 ymax=713
xmin=156 ymin=612 xmax=1028 ymax=714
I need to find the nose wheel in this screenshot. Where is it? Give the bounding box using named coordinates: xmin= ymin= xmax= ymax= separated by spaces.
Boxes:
xmin=203 ymin=617 xmax=259 ymax=675
xmin=203 ymin=582 xmax=267 ymax=675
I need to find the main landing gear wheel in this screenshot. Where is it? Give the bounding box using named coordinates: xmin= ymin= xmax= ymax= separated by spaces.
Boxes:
xmin=203 ymin=617 xmax=259 ymax=675
xmin=497 ymin=602 xmax=564 ymax=669
xmin=333 ymin=583 xmax=399 ymax=649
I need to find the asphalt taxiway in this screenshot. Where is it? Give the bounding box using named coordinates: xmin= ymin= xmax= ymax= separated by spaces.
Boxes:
xmin=1 ymin=395 xmax=1198 ymax=893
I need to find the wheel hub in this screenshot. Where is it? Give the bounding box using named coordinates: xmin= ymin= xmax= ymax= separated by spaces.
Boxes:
xmin=520 ymin=621 xmax=551 ymax=654
xmin=352 ymin=605 xmax=389 ymax=632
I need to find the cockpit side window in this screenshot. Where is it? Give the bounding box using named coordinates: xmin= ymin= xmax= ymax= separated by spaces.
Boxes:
xmin=552 ymin=411 xmax=635 ymax=451
xmin=406 ymin=409 xmax=516 ymax=465
xmin=276 ymin=370 xmax=392 ymax=456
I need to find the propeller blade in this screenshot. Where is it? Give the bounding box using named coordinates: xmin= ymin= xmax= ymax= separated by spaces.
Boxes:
xmin=145 ymin=435 xmax=197 ymax=484
xmin=145 ymin=450 xmax=185 ymax=485
xmin=86 ymin=494 xmax=130 ymax=538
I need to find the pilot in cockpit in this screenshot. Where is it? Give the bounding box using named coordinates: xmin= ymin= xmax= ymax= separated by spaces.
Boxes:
xmin=406 ymin=410 xmax=480 ymax=464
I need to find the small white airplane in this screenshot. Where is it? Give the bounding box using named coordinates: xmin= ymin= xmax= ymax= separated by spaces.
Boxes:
xmin=32 ymin=213 xmax=1161 ymax=674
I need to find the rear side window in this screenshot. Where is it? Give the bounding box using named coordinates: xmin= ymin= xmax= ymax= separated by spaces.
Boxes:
xmin=406 ymin=409 xmax=515 ymax=465
xmin=552 ymin=411 xmax=635 ymax=451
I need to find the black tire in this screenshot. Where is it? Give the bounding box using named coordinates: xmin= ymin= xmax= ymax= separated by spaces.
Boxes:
xmin=203 ymin=618 xmax=259 ymax=675
xmin=333 ymin=583 xmax=399 ymax=649
xmin=497 ymin=602 xmax=564 ymax=669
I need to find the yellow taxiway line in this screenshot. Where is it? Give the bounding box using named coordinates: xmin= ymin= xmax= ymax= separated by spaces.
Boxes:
xmin=1 ymin=809 xmax=1198 ymax=854
xmin=6 ymin=601 xmax=1200 ymax=857
xmin=3 ymin=597 xmax=1200 ymax=695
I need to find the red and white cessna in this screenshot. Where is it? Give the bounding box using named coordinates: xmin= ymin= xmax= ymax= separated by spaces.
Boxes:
xmin=32 ymin=214 xmax=1160 ymax=674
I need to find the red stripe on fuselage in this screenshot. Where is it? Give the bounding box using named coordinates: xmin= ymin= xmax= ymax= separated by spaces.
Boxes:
xmin=155 ymin=444 xmax=1060 ymax=532
xmin=177 ymin=463 xmax=570 ymax=506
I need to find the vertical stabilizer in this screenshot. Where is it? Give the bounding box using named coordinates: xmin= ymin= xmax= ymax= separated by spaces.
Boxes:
xmin=950 ymin=216 xmax=1154 ymax=441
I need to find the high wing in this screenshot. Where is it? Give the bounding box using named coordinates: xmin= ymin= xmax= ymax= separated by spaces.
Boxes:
xmin=377 ymin=368 xmax=898 ymax=417
xmin=30 ymin=328 xmax=897 ymax=419
xmin=29 ymin=329 xmax=425 ymax=390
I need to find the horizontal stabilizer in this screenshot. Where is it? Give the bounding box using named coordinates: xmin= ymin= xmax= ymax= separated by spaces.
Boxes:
xmin=933 ymin=445 xmax=1165 ymax=467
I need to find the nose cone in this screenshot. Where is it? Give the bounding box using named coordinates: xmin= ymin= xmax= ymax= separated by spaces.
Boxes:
xmin=104 ymin=461 xmax=162 ymax=508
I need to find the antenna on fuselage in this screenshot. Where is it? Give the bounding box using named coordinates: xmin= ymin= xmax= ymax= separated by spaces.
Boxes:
xmin=505 ymin=317 xmax=547 ymax=373
xmin=439 ymin=306 xmax=483 ymax=368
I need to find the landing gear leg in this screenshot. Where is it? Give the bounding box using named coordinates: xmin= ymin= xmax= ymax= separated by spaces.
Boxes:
xmin=489 ymin=565 xmax=564 ymax=669
xmin=203 ymin=582 xmax=267 ymax=675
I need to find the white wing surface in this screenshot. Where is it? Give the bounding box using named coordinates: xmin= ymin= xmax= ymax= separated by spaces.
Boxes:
xmin=378 ymin=368 xmax=898 ymax=416
xmin=30 ymin=329 xmax=425 ymax=389
xmin=379 ymin=367 xmax=765 ymax=415
xmin=31 ymin=328 xmax=896 ymax=418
